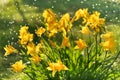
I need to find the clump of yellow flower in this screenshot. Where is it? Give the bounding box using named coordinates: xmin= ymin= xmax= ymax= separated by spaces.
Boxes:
xmin=4 ymin=45 xmax=17 ymax=56
xmin=19 ymin=26 xmax=33 ymax=45
xmin=11 ymin=60 xmax=26 ymax=72
xmin=47 ymin=60 xmax=68 ymax=77
xmin=4 ymin=8 xmax=115 ymax=79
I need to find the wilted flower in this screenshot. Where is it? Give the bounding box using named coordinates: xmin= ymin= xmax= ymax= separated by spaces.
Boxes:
xmin=47 ymin=60 xmax=68 ymax=77
xmin=11 ymin=60 xmax=26 ymax=72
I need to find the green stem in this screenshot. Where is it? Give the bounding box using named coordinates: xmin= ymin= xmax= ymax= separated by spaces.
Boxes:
xmin=24 ymin=72 xmax=34 ymax=80
xmin=95 ymin=34 xmax=98 ymax=67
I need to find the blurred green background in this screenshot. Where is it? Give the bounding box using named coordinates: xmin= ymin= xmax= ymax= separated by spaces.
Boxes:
xmin=0 ymin=0 xmax=120 ymax=79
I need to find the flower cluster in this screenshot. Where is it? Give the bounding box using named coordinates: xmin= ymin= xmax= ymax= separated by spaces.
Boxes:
xmin=4 ymin=8 xmax=117 ymax=79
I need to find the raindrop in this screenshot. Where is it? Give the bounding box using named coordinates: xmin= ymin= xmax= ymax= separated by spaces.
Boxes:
xmin=106 ymin=6 xmax=108 ymax=8
xmin=29 ymin=7 xmax=32 ymax=9
xmin=113 ymin=10 xmax=116 ymax=13
xmin=9 ymin=21 xmax=14 ymax=24
xmin=105 ymin=11 xmax=108 ymax=13
xmin=104 ymin=2 xmax=107 ymax=4
xmin=115 ymin=17 xmax=118 ymax=20
xmin=98 ymin=4 xmax=101 ymax=6
xmin=17 ymin=78 xmax=22 ymax=80
xmin=110 ymin=19 xmax=113 ymax=22
xmin=2 ymin=32 xmax=5 ymax=35
xmin=67 ymin=0 xmax=70 ymax=1
xmin=7 ymin=40 xmax=10 ymax=43
xmin=80 ymin=1 xmax=84 ymax=4
xmin=53 ymin=0 xmax=56 ymax=3
xmin=100 ymin=9 xmax=102 ymax=12
xmin=23 ymin=9 xmax=26 ymax=12
xmin=9 ymin=31 xmax=12 ymax=34
xmin=7 ymin=8 xmax=9 ymax=10
xmin=105 ymin=14 xmax=108 ymax=17
xmin=14 ymin=30 xmax=16 ymax=33
xmin=34 ymin=0 xmax=37 ymax=1
xmin=11 ymin=37 xmax=14 ymax=40
xmin=95 ymin=3 xmax=98 ymax=6
xmin=16 ymin=33 xmax=18 ymax=35
xmin=52 ymin=5 xmax=54 ymax=9
xmin=11 ymin=42 xmax=14 ymax=45
xmin=7 ymin=15 xmax=10 ymax=18
xmin=118 ymin=20 xmax=120 ymax=22
xmin=31 ymin=16 xmax=34 ymax=18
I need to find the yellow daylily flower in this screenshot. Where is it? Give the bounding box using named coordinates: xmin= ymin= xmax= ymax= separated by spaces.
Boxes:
xmin=19 ymin=33 xmax=33 ymax=45
xmin=35 ymin=27 xmax=46 ymax=37
xmin=43 ymin=9 xmax=57 ymax=24
xmin=49 ymin=29 xmax=58 ymax=37
xmin=74 ymin=39 xmax=87 ymax=50
xmin=100 ymin=38 xmax=116 ymax=52
xmin=87 ymin=11 xmax=105 ymax=32
xmin=72 ymin=8 xmax=89 ymax=22
xmin=30 ymin=55 xmax=41 ymax=63
xmin=61 ymin=36 xmax=70 ymax=48
xmin=18 ymin=26 xmax=33 ymax=45
xmin=58 ymin=13 xmax=70 ymax=30
xmin=101 ymin=32 xmax=113 ymax=40
xmin=35 ymin=43 xmax=42 ymax=53
xmin=19 ymin=26 xmax=28 ymax=37
xmin=11 ymin=60 xmax=26 ymax=72
xmin=4 ymin=45 xmax=17 ymax=56
xmin=47 ymin=60 xmax=68 ymax=77
xmin=80 ymin=26 xmax=91 ymax=34
xmin=27 ymin=42 xmax=36 ymax=55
